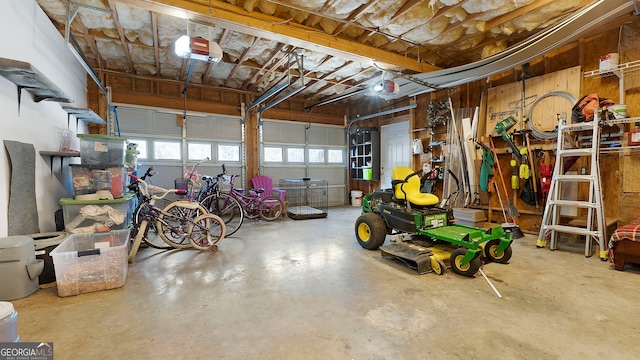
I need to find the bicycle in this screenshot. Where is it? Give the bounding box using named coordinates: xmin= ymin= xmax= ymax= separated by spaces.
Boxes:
xmin=226 ymin=174 xmax=284 ymax=221
xmin=197 ymin=164 xmax=244 ymax=236
xmin=128 ymin=166 xmax=171 ymax=249
xmin=127 ymin=173 xmax=226 ymax=262
xmin=133 ymin=159 xmax=211 ymax=247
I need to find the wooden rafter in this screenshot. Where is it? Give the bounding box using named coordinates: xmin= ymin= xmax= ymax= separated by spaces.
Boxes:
xmin=117 ymin=0 xmax=438 ymax=73
xmin=203 ymin=28 xmax=230 ymax=82
xmin=250 ymin=49 xmax=293 ymax=92
xmin=390 ymin=0 xmax=429 ymax=22
xmin=332 ymin=0 xmax=381 ymax=36
xmin=415 ymin=0 xmax=592 ymax=64
xmin=242 ymin=43 xmax=287 ymax=89
xmin=312 ymin=66 xmax=374 ymax=100
xmin=151 ymin=12 xmax=160 ymax=77
xmin=225 ymin=36 xmax=259 ymax=86
xmin=316 ymin=72 xmax=378 ymax=103
xmin=107 ymin=0 xmax=135 ymax=73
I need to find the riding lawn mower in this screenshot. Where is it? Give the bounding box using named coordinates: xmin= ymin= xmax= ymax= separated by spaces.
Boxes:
xmin=354 ymin=166 xmax=513 ymax=277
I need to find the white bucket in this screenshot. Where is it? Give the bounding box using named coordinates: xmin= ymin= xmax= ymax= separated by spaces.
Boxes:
xmin=350 ymin=190 xmax=363 ymax=207
xmin=0 ymin=302 xmax=19 ymax=342
xmin=608 ymin=104 xmax=627 ymax=119
xmin=599 ymin=53 xmax=619 ymax=74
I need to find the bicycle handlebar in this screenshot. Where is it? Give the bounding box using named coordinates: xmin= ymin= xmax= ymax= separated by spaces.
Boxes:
xmin=128 ymin=173 xmax=187 ymax=199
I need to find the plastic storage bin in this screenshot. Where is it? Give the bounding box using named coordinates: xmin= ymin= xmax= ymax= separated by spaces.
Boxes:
xmin=70 ymin=164 xmax=127 ymax=198
xmin=77 ymin=134 xmax=127 ymax=167
xmin=0 ymin=302 xmax=19 ymax=342
xmin=60 ymin=193 xmax=134 ymax=233
xmin=50 ymin=230 xmax=129 ymax=297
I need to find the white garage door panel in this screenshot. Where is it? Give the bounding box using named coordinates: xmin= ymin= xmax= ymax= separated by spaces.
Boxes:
xmin=264 ymin=167 xmax=306 ymax=185
xmin=186 ymin=116 xmax=241 ymax=140
xmin=117 ymin=107 xmax=152 ymax=133
xmin=307 ymin=126 xmax=345 ymax=146
xmin=308 ymin=167 xmax=344 ymax=185
xmin=263 ymin=121 xmax=306 ymax=144
xmin=186 ymin=117 xmax=213 ymax=139
xmin=214 ymin=117 xmax=242 ymax=140
xmin=328 ymin=187 xmax=345 ymax=206
xmin=137 ymin=164 xmax=183 ymax=190
xmin=152 ymin=112 xmax=182 ymax=136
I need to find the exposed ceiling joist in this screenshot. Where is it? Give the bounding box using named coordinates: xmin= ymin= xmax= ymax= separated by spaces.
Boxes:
xmin=151 ymin=12 xmax=160 ymax=77
xmin=117 ymin=0 xmax=439 ymax=73
xmin=107 ymin=0 xmax=135 ymax=73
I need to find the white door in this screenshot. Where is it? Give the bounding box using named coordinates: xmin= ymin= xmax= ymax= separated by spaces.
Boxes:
xmin=380 ymin=121 xmax=410 ymax=189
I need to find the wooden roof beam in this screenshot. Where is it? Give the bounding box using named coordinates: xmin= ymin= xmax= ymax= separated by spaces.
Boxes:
xmin=107 ymin=0 xmax=135 ymax=73
xmin=203 ymin=28 xmax=230 ymax=82
xmin=116 ymin=0 xmax=439 ymax=73
xmin=151 ymin=12 xmax=161 ymax=77
xmin=332 ymin=0 xmax=381 ymax=36
xmin=225 ymin=36 xmax=259 ymax=86
xmin=243 ymin=43 xmax=287 ymax=89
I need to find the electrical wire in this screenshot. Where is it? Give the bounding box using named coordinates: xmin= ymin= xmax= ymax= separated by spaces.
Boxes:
xmin=526 ymin=91 xmax=577 ymax=139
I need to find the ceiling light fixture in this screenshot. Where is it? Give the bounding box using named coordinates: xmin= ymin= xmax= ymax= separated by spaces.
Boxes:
xmin=174 ymin=35 xmax=223 ymax=63
xmin=371 ymin=79 xmax=399 ymax=95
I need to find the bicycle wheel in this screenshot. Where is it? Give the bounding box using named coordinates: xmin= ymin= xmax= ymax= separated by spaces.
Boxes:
xmin=132 ymin=201 xmax=171 ymax=249
xmin=200 ymin=193 xmax=244 ymax=236
xmin=129 ymin=220 xmax=149 ymax=263
xmin=157 ymin=201 xmax=208 ymax=248
xmin=188 ymin=213 xmax=226 ymax=250
xmin=258 ymin=195 xmax=284 ymax=221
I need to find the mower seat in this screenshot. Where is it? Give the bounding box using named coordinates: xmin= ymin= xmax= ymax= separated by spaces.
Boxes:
xmin=392 ymin=166 xmax=440 ymax=207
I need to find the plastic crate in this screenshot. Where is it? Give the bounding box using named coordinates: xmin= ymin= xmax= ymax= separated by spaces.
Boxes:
xmin=70 ymin=164 xmax=128 ymax=198
xmin=50 ymin=230 xmax=129 ymax=297
xmin=452 ymin=208 xmax=486 ymax=227
xmin=59 ymin=193 xmax=134 ymax=233
xmin=77 ymin=134 xmax=127 ymax=167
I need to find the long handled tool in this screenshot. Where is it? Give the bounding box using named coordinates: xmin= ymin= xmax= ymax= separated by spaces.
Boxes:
xmin=525 ymin=132 xmax=539 ymax=208
xmin=489 ymin=137 xmax=519 ymax=219
xmin=489 ymin=137 xmax=524 ymax=239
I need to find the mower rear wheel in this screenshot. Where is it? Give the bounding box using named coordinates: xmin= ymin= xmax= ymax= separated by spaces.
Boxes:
xmin=355 ymin=213 xmax=387 ymax=250
xmin=484 ymin=239 xmax=513 ymax=264
xmin=430 ymin=258 xmax=446 ymax=275
xmin=450 ymin=248 xmax=481 ymax=277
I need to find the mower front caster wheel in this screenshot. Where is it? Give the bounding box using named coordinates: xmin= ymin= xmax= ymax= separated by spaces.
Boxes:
xmin=355 ymin=213 xmax=387 ymax=250
xmin=450 ymin=248 xmax=481 ymax=277
xmin=484 ymin=239 xmax=513 ymax=264
xmin=430 ymin=258 xmax=446 ymax=275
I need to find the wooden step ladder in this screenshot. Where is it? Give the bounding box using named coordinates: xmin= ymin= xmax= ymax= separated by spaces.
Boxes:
xmin=536 ymin=111 xmax=608 ymax=260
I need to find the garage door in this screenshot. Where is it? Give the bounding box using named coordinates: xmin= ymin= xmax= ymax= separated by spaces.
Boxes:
xmin=261 ymin=119 xmax=346 ymax=206
xmin=114 ymin=105 xmax=243 ymax=193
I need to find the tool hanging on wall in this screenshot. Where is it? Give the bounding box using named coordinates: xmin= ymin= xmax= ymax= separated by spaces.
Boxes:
xmin=489 ymin=137 xmax=524 ymax=239
xmin=510 ymin=155 xmax=519 ymax=189
xmin=518 ymin=147 xmax=530 ymax=179
xmin=525 ymin=132 xmax=539 ymax=208
xmin=539 ymin=151 xmax=553 ymax=206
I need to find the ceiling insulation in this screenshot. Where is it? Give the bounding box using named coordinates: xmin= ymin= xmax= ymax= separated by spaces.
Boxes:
xmin=34 ymin=0 xmax=637 ymax=105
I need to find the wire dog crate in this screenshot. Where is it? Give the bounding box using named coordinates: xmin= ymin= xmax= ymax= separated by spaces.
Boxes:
xmin=279 ymin=178 xmax=328 ymax=220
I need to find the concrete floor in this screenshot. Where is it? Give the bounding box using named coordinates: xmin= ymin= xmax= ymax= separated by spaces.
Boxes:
xmin=10 ymin=206 xmax=640 ymax=359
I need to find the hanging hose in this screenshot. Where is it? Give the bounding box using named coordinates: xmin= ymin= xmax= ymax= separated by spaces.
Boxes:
xmin=527 ymin=91 xmax=577 ymax=139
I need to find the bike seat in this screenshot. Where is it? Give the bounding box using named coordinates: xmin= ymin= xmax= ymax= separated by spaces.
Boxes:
xmin=201 ymin=175 xmax=214 ymax=182
xmin=391 ymin=166 xmax=440 ymax=207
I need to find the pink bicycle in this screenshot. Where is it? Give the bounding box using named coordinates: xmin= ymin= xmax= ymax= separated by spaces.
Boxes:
xmin=225 ymin=174 xmax=284 ymax=221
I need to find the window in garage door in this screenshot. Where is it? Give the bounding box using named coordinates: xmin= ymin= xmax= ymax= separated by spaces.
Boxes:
xmin=114 ymin=105 xmax=243 ymax=190
xmin=261 ymin=119 xmax=346 ymax=206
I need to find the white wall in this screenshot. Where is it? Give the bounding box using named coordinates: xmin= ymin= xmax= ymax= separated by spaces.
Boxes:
xmin=0 ymin=1 xmax=88 ymax=236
